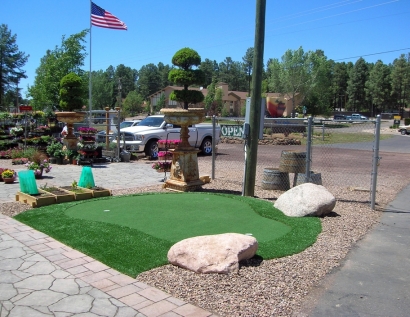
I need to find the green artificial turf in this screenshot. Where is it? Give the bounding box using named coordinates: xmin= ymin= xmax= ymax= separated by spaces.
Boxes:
xmin=64 ymin=193 xmax=291 ymax=242
xmin=15 ymin=192 xmax=321 ymax=277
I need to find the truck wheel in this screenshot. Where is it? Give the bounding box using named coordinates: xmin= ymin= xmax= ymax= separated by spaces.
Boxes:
xmin=145 ymin=140 xmax=158 ymax=159
xmin=401 ymin=130 xmax=407 ymax=135
xmin=200 ymin=138 xmax=213 ymax=155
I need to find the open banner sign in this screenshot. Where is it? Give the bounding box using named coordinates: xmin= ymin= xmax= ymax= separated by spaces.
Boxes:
xmin=19 ymin=105 xmax=32 ymax=111
xmin=221 ymin=125 xmax=244 ymax=138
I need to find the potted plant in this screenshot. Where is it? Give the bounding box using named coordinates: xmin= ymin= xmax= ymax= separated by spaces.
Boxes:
xmin=25 ymin=159 xmax=52 ymax=179
xmin=62 ymin=147 xmax=72 ymax=164
xmin=1 ymin=169 xmax=17 ymax=183
xmin=56 ymin=73 xmax=87 ymax=150
xmin=46 ymin=141 xmax=63 ymax=163
xmin=159 ymin=47 xmax=206 ymax=191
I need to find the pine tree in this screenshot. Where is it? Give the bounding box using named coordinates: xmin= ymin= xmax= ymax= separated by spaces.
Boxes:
xmin=0 ymin=24 xmax=29 ymax=110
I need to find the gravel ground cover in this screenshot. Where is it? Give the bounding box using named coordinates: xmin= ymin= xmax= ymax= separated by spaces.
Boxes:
xmin=0 ymin=155 xmax=408 ymax=316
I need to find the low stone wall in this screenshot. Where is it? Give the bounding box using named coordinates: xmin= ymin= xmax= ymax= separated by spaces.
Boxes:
xmin=220 ymin=136 xmax=302 ymax=146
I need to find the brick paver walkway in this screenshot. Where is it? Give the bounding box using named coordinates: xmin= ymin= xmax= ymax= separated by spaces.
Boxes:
xmin=0 ymin=214 xmax=216 ymax=317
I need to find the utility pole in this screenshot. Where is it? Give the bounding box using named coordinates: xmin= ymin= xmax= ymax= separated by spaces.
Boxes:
xmin=244 ymin=0 xmax=266 ymax=197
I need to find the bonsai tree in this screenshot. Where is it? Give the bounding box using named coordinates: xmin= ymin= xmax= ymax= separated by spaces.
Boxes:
xmin=168 ymin=48 xmax=205 ymax=110
xmin=59 ymin=73 xmax=85 ymax=112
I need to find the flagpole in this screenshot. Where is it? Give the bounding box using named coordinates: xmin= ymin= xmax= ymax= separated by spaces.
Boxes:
xmin=89 ymin=0 xmax=92 ymax=127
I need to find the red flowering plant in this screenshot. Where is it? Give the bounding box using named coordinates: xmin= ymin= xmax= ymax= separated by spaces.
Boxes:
xmin=158 ymin=151 xmax=172 ymax=161
xmin=151 ymin=161 xmax=172 ymax=170
xmin=78 ymin=150 xmax=98 ymax=156
xmin=77 ymin=127 xmax=98 ymax=134
xmin=157 ymin=140 xmax=181 ymax=149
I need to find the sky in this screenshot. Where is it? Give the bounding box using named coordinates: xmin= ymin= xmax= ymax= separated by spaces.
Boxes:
xmin=1 ymin=0 xmax=409 ymax=98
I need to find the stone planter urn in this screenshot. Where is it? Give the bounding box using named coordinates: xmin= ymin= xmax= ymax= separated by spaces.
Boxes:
xmin=160 ymin=108 xmax=206 ymax=192
xmin=55 ymin=112 xmax=86 ymax=150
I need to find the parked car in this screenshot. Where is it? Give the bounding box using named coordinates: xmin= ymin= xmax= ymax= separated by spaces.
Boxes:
xmin=398 ymin=124 xmax=410 ymax=135
xmin=96 ymin=120 xmax=141 ymax=143
xmin=333 ymin=114 xmax=347 ymax=121
xmin=350 ymin=114 xmax=368 ymax=121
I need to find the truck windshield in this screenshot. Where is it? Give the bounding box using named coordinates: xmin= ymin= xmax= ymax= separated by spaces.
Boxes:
xmin=138 ymin=117 xmax=163 ymax=127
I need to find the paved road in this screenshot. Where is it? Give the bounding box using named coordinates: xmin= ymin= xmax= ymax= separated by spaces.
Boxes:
xmin=303 ymin=182 xmax=410 ymax=317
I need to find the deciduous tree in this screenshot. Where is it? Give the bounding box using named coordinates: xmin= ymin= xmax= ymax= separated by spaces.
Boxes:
xmin=28 ymin=30 xmax=88 ymax=110
xmin=268 ymin=46 xmax=326 ymax=115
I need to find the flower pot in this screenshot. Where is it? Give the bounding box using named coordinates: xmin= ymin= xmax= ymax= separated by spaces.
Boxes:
xmin=49 ymin=157 xmax=57 ymax=164
xmin=156 ymin=168 xmax=171 ymax=173
xmin=3 ymin=176 xmax=16 ymax=184
xmin=120 ymin=152 xmax=131 ymax=162
xmin=34 ymin=169 xmax=44 ymax=179
xmin=56 ymin=157 xmax=63 ymax=165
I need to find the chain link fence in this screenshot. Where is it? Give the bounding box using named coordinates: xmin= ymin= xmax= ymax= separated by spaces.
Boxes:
xmin=203 ymin=117 xmax=379 ymax=201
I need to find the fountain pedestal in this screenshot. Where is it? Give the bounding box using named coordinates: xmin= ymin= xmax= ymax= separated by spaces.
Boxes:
xmin=55 ymin=112 xmax=86 ymax=150
xmin=160 ymin=108 xmax=206 ymax=192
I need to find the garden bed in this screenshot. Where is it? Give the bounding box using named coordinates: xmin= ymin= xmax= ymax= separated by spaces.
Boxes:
xmin=85 ymin=186 xmax=112 ymax=198
xmin=39 ymin=187 xmax=76 ymax=203
xmin=59 ymin=186 xmax=94 ymax=200
xmin=15 ymin=191 xmax=56 ymax=208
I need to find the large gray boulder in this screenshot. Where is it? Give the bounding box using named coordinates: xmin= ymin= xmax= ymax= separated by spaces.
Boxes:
xmin=274 ymin=183 xmax=336 ymax=217
xmin=167 ymin=233 xmax=258 ymax=274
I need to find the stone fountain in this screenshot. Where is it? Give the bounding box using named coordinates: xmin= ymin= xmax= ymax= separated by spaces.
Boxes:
xmin=160 ymin=108 xmax=205 ymax=192
xmin=55 ymin=112 xmax=86 ymax=150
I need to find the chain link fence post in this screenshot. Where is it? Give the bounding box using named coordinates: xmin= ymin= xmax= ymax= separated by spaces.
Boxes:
xmin=305 ymin=116 xmax=313 ymax=183
xmin=371 ymin=115 xmax=381 ymax=210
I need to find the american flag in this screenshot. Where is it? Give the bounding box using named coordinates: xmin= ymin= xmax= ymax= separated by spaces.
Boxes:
xmin=91 ymin=2 xmax=127 ymax=30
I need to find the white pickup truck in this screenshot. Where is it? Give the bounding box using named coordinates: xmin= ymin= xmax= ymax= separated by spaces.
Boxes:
xmin=113 ymin=115 xmax=221 ymax=158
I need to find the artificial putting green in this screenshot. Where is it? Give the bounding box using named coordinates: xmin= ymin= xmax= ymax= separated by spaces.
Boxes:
xmin=15 ymin=192 xmax=321 ymax=277
xmin=64 ymin=193 xmax=291 ymax=242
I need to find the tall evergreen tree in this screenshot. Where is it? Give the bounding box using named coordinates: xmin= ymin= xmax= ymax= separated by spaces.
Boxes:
xmin=365 ymin=60 xmax=391 ymax=114
xmin=0 ymin=24 xmax=29 ymax=110
xmin=200 ymin=58 xmax=218 ymax=87
xmin=114 ymin=64 xmax=137 ymax=105
xmin=242 ymin=47 xmax=254 ymax=94
xmin=89 ymin=70 xmax=113 ymax=109
xmin=157 ymin=62 xmax=172 ymax=88
xmin=347 ymin=57 xmax=369 ymax=112
xmin=390 ymin=54 xmax=410 ymax=115
xmin=330 ymin=62 xmax=349 ymax=111
xmin=136 ymin=63 xmax=161 ymax=99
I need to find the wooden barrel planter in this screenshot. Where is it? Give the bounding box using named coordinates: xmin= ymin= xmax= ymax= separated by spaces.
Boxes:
xmin=295 ymin=171 xmax=322 ymax=186
xmin=261 ymin=168 xmax=290 ymax=191
xmin=279 ymin=150 xmax=306 ymax=174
